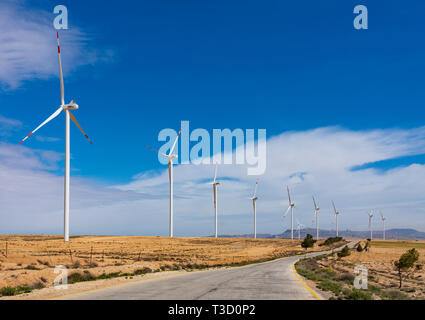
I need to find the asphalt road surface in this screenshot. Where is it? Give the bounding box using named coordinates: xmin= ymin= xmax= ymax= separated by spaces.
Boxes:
xmin=59 ymin=242 xmax=356 ymax=300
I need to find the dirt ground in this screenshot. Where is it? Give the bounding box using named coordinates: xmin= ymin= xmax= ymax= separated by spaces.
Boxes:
xmin=315 ymin=240 xmax=425 ymax=299
xmin=0 ymin=234 xmax=332 ymax=297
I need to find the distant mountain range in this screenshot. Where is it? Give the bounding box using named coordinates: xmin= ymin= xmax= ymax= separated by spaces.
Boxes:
xmin=217 ymin=228 xmax=425 ymax=240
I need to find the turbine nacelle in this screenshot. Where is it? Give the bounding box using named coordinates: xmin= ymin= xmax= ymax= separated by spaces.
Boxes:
xmin=63 ymin=100 xmax=79 ymax=110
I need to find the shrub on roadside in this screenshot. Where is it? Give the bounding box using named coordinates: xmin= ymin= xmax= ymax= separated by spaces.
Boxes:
xmin=337 ymin=246 xmax=350 ymax=258
xmin=320 ymin=237 xmax=343 ymax=246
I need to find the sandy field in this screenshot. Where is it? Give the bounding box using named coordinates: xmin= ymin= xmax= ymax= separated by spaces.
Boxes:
xmin=0 ymin=234 xmax=336 ymax=299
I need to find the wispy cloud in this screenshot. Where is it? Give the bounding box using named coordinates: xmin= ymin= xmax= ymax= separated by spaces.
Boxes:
xmin=1 ymin=126 xmax=425 ymax=236
xmin=114 ymin=126 xmax=425 ymax=235
xmin=0 ymin=114 xmax=22 ymax=136
xmin=35 ymin=135 xmax=60 ymax=142
xmin=0 ymin=1 xmax=112 ymax=89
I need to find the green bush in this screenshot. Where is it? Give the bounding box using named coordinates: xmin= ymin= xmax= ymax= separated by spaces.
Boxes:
xmin=337 ymin=246 xmax=351 ymax=258
xmin=0 ymin=285 xmax=33 ymax=297
xmin=320 ymin=237 xmax=343 ymax=246
xmin=68 ymin=272 xmax=96 ymax=284
xmin=318 ymin=280 xmax=342 ymax=296
xmin=301 ymin=234 xmax=316 ymax=249
xmin=25 ymin=264 xmax=39 ymax=270
xmin=0 ymin=286 xmax=17 ymax=296
xmin=344 ymin=288 xmax=372 ymax=300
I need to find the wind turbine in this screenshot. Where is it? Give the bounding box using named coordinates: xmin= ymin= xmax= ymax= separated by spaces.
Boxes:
xmin=367 ymin=210 xmax=374 ymax=240
xmin=283 ymin=186 xmax=296 ymax=240
xmin=145 ymin=129 xmax=181 ymax=237
xmin=251 ymin=180 xmax=259 ymax=239
xmin=296 ymin=219 xmax=304 ymax=240
xmin=312 ymin=196 xmax=320 ymax=240
xmin=331 ymin=201 xmax=340 ymax=237
xmin=19 ymin=32 xmax=93 ymax=242
xmin=210 ymin=162 xmax=220 ymax=238
xmin=380 ymin=211 xmax=386 ymax=240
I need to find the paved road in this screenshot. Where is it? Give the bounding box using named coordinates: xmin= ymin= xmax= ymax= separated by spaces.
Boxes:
xmin=60 ymin=242 xmax=356 ymax=300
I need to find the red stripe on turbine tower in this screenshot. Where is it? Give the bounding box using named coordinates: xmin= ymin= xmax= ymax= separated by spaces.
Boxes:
xmin=57 ymin=32 xmax=60 ymax=53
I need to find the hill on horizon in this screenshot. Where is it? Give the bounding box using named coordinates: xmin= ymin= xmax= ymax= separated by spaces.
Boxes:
xmin=217 ymin=228 xmax=425 ymax=240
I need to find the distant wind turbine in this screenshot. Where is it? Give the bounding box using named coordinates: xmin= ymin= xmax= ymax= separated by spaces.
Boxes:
xmin=210 ymin=162 xmax=221 ymax=238
xmin=332 ymin=201 xmax=340 ymax=237
xmin=19 ymin=32 xmax=93 ymax=242
xmin=251 ymin=180 xmax=259 ymax=239
xmin=312 ymin=196 xmax=320 ymax=240
xmin=367 ymin=210 xmax=374 ymax=240
xmin=283 ymin=186 xmax=296 ymax=240
xmin=296 ymin=219 xmax=304 ymax=240
xmin=145 ymin=129 xmax=181 ymax=237
xmin=380 ymin=211 xmax=386 ymax=240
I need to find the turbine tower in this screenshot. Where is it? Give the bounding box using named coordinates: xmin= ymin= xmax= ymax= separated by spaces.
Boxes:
xmin=367 ymin=210 xmax=374 ymax=240
xmin=332 ymin=201 xmax=340 ymax=237
xmin=312 ymin=196 xmax=320 ymax=240
xmin=19 ymin=32 xmax=93 ymax=242
xmin=145 ymin=129 xmax=181 ymax=237
xmin=251 ymin=180 xmax=259 ymax=239
xmin=209 ymin=162 xmax=220 ymax=238
xmin=380 ymin=211 xmax=386 ymax=240
xmin=283 ymin=186 xmax=296 ymax=240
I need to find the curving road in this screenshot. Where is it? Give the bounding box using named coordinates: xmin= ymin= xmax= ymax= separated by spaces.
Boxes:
xmin=58 ymin=242 xmax=356 ymax=300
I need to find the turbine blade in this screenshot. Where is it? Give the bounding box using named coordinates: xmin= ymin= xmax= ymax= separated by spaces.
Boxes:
xmin=69 ymin=111 xmax=92 ymax=144
xmin=253 ymin=179 xmax=259 ymax=197
xmin=283 ymin=205 xmax=291 ymax=219
xmin=312 ymin=196 xmax=317 ymax=210
xmin=19 ymin=106 xmax=63 ymax=144
xmin=144 ymin=145 xmax=168 ymax=157
xmin=332 ymin=200 xmax=337 ymax=214
xmin=168 ymin=129 xmax=181 ymax=156
xmin=213 ymin=162 xmax=218 ymax=183
xmin=287 ymin=186 xmax=292 ymax=205
xmin=57 ymin=32 xmax=65 ymax=105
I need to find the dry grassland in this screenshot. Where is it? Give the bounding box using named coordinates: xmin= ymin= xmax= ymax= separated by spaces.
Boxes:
xmin=0 ymin=234 xmax=332 ymax=291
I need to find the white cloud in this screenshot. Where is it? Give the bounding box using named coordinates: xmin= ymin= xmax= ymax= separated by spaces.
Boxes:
xmin=1 ymin=126 xmax=425 ymax=236
xmin=0 ymin=1 xmax=111 ymax=89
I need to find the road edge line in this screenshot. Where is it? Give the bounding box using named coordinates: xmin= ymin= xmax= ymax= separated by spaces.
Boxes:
xmin=292 ymin=262 xmax=324 ymax=300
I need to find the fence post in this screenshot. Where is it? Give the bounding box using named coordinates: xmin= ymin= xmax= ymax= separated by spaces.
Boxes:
xmin=69 ymin=248 xmax=73 ymax=264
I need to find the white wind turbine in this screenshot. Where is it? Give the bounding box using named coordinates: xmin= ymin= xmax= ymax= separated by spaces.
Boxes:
xmin=367 ymin=210 xmax=374 ymax=240
xmin=380 ymin=211 xmax=386 ymax=240
xmin=296 ymin=219 xmax=305 ymax=240
xmin=312 ymin=196 xmax=320 ymax=240
xmin=210 ymin=162 xmax=220 ymax=238
xmin=332 ymin=200 xmax=340 ymax=237
xmin=145 ymin=129 xmax=181 ymax=237
xmin=283 ymin=186 xmax=296 ymax=240
xmin=250 ymin=180 xmax=259 ymax=239
xmin=19 ymin=32 xmax=93 ymax=242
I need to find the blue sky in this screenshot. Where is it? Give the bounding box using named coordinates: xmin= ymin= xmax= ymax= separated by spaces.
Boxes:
xmin=1 ymin=0 xmax=425 ymax=236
